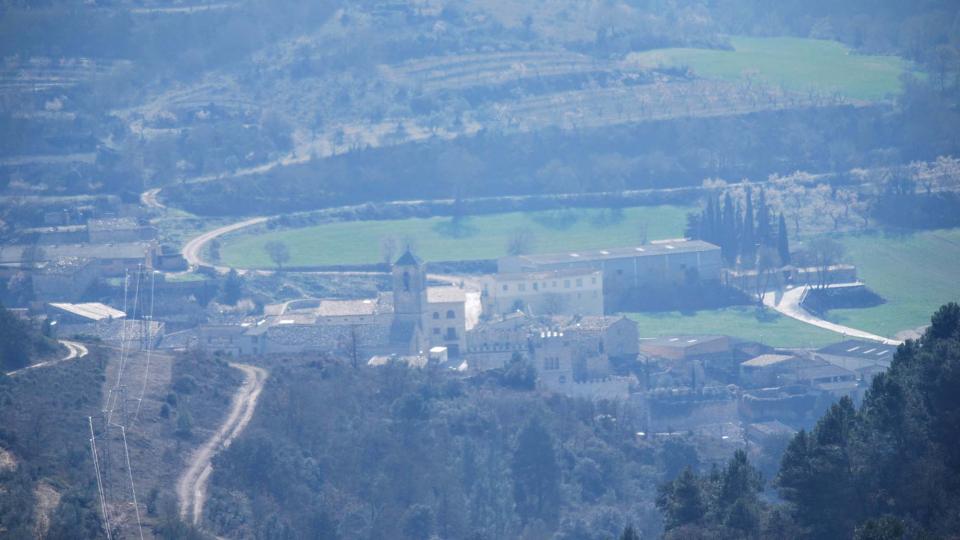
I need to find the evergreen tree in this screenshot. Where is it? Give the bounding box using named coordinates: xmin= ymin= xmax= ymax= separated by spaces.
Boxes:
xmin=511 ymin=418 xmax=561 ymax=526
xmin=721 ymin=193 xmax=737 ymax=266
xmin=756 ymin=188 xmax=772 ymax=248
xmin=777 ymin=213 xmax=791 ymax=265
xmin=619 ymin=524 xmax=641 ymax=540
xmin=219 ymin=269 xmax=243 ymax=305
xmin=741 ymin=187 xmax=756 ymax=267
xmin=656 ymin=467 xmax=705 ymax=530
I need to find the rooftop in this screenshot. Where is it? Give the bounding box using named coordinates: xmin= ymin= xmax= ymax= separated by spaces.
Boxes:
xmin=86 ymin=217 xmax=140 ymax=231
xmin=427 ymin=286 xmax=466 ymax=304
xmin=492 ymin=267 xmax=601 ymax=282
xmin=552 ymin=315 xmax=627 ymax=332
xmin=508 ymin=239 xmax=720 ymax=265
xmin=49 ymin=302 xmax=126 ymax=321
xmin=817 ymin=340 xmax=896 ymax=362
xmin=640 ymin=334 xmax=729 ymax=349
xmin=741 ymin=353 xmax=796 ymax=368
xmin=0 ymin=242 xmax=153 ymax=263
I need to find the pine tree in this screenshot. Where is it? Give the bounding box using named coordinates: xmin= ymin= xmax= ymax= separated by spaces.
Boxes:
xmin=620 ymin=525 xmax=641 ymax=540
xmin=656 ymin=467 xmax=705 ymax=530
xmin=777 ymin=213 xmax=791 ymax=265
xmin=512 ymin=418 xmax=561 ymax=526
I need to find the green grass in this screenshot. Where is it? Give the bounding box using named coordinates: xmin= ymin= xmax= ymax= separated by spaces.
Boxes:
xmin=626 ymin=306 xmax=840 ymax=348
xmin=824 ymin=228 xmax=960 ymax=338
xmin=630 ymin=36 xmax=912 ymax=101
xmin=219 ymin=206 xmax=691 ymax=267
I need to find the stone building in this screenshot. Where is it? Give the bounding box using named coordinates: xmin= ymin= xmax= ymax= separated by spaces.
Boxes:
xmin=480 ymin=268 xmax=604 ymax=317
xmin=498 ymin=239 xmax=722 ymax=306
xmin=194 ymin=250 xmax=467 ymax=359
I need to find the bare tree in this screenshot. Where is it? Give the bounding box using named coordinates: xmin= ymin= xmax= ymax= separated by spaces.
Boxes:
xmin=381 ymin=237 xmax=398 ymax=265
xmin=808 ymin=237 xmax=845 ymax=289
xmin=263 ymin=240 xmax=290 ymax=270
xmin=506 ymin=228 xmax=535 ymax=256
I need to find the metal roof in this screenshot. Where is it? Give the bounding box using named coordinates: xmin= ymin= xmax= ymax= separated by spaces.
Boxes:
xmin=510 ymin=239 xmax=720 ymax=265
xmin=49 ymin=302 xmax=126 ymax=321
xmin=817 ymin=339 xmax=896 ymax=361
xmin=741 ymin=354 xmax=796 ymax=368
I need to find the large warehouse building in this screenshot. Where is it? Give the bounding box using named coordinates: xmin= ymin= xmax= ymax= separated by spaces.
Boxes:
xmin=497 ymin=239 xmax=722 ymax=305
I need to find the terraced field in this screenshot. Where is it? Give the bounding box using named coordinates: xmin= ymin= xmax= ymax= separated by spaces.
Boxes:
xmin=629 ymin=36 xmax=911 ymax=102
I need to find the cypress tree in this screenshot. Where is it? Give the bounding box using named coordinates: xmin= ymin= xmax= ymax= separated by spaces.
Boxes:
xmin=757 ymin=188 xmax=772 ymax=247
xmin=741 ymin=187 xmax=756 ymax=267
xmin=722 ymin=192 xmax=736 ymax=266
xmin=777 ymin=213 xmax=791 ymax=265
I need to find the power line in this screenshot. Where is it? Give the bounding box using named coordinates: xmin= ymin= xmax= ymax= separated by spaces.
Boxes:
xmin=88 ymin=416 xmax=113 ymax=540
xmin=120 ymin=426 xmax=145 ymax=540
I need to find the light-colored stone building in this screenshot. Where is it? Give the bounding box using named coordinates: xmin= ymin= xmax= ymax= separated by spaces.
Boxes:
xmin=480 ymin=268 xmax=604 ymax=317
xmin=194 ymin=250 xmax=467 ymax=359
xmin=498 ymin=239 xmax=722 ymax=306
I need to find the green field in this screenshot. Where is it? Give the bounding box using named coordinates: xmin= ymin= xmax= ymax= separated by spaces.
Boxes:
xmin=219 ymin=206 xmax=691 ymax=267
xmin=825 ymin=228 xmax=960 ymax=338
xmin=627 ymin=307 xmax=840 ymax=348
xmin=631 ymin=36 xmax=911 ymax=101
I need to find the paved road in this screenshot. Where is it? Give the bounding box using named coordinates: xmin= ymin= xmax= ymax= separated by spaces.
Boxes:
xmin=5 ymin=340 xmax=89 ymax=377
xmin=763 ymin=285 xmax=903 ymax=346
xmin=177 ymin=363 xmax=268 ymax=526
xmin=181 ymin=217 xmax=269 ymax=273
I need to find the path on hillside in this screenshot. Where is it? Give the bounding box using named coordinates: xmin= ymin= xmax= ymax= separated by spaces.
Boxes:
xmin=177 ymin=363 xmax=267 ymax=527
xmin=763 ymin=285 xmax=903 ymax=346
xmin=5 ymin=340 xmax=89 ymax=377
xmin=140 ymin=188 xmax=165 ymax=209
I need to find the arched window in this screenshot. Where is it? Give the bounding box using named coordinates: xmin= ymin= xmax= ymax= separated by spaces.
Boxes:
xmin=433 ymin=312 xmax=440 ymax=319
xmin=446 ymin=310 xmax=455 ymax=319
xmin=403 ymin=271 xmax=411 ymax=291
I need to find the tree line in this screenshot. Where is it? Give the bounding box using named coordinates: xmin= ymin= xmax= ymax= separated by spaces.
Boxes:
xmin=657 ymin=303 xmax=960 ymax=539
xmin=686 ymin=186 xmax=790 ymax=270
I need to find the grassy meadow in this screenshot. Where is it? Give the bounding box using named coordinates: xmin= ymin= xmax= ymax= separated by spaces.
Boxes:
xmin=627 ymin=306 xmax=841 ymax=349
xmin=825 ymin=228 xmax=960 ymax=338
xmin=630 ymin=36 xmax=911 ymax=101
xmin=219 ymin=205 xmax=691 ymax=267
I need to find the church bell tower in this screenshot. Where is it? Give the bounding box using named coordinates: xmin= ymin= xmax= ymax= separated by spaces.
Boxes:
xmin=392 ymin=249 xmax=426 ymax=320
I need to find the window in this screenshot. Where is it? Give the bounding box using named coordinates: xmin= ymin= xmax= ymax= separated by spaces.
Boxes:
xmin=576 ymin=278 xmax=583 ymax=287
xmin=559 ymin=375 xmax=567 ymax=384
xmin=445 ymin=328 xmax=457 ymax=340
xmin=433 ymin=328 xmax=440 ymax=335
xmin=446 ymin=310 xmax=455 ymax=319
xmin=543 ymin=357 xmax=560 ymax=370
xmin=591 ymin=277 xmax=597 ymax=285
xmin=518 ymin=283 xmax=526 ymax=292
xmin=564 ymin=280 xmax=571 ymax=288
xmin=433 ymin=312 xmax=440 ymax=319
xmin=503 ymin=284 xmax=509 ymax=291
xmin=533 ymin=282 xmax=539 ymax=291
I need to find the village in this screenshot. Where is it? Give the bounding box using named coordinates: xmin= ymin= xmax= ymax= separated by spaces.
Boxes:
xmin=1 ymin=195 xmax=899 ymax=453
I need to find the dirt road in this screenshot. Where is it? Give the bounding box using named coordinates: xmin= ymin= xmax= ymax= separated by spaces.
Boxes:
xmin=177 ymin=363 xmax=268 ymax=526
xmin=763 ymin=285 xmax=903 ymax=346
xmin=5 ymin=340 xmax=89 ymax=377
xmin=140 ymin=188 xmax=165 ymax=209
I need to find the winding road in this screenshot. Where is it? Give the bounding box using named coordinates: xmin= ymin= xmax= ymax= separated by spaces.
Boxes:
xmin=177 ymin=362 xmax=268 ymax=526
xmin=181 ymin=216 xmax=269 ymax=273
xmin=5 ymin=340 xmax=89 ymax=377
xmin=763 ymin=285 xmax=903 ymax=346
